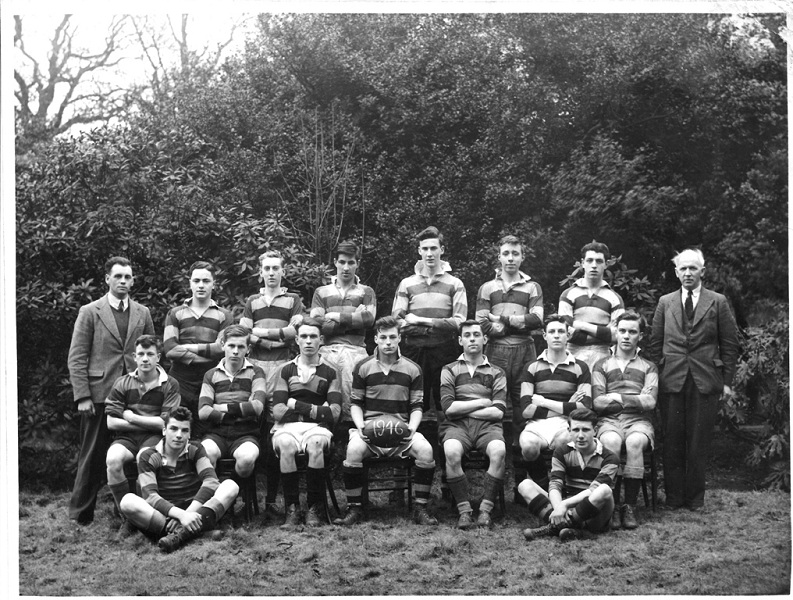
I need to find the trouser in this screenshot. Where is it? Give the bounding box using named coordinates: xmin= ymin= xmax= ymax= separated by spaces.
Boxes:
xmin=69 ymin=406 xmax=111 ymax=522
xmin=485 ymin=340 xmax=536 ymax=439
xmin=660 ymin=374 xmax=719 ymax=508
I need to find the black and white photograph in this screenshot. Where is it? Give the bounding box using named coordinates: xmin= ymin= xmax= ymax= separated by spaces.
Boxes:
xmin=4 ymin=1 xmax=789 ymax=596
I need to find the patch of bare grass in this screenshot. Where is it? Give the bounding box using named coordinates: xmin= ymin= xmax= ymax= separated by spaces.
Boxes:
xmin=18 ymin=472 xmax=790 ymax=595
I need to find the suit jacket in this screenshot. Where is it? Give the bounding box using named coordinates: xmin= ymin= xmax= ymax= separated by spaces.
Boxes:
xmin=68 ymin=295 xmax=155 ymax=404
xmin=648 ymin=287 xmax=739 ymax=395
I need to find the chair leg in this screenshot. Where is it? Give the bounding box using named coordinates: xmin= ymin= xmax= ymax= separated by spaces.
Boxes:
xmin=498 ymin=483 xmax=506 ymax=516
xmin=325 ymin=471 xmax=340 ymax=514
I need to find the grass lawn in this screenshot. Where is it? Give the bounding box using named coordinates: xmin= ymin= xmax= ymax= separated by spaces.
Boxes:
xmin=18 ymin=431 xmax=791 ymax=596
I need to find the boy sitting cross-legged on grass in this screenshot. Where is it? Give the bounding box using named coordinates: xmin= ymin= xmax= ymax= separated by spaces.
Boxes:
xmin=119 ymin=406 xmax=239 ymax=552
xmin=520 ymin=407 xmax=618 ymax=542
xmin=105 ymin=335 xmax=181 ymax=524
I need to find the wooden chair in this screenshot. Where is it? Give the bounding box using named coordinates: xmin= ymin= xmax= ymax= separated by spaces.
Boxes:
xmin=361 ymin=455 xmax=414 ymax=513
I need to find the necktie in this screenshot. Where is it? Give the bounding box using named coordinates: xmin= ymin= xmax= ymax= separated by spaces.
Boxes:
xmin=685 ymin=290 xmax=694 ymax=321
xmin=116 ymin=301 xmax=125 ymax=313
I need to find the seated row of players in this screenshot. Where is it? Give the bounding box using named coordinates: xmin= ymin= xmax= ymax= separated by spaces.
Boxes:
xmin=100 ymin=231 xmax=654 ymax=544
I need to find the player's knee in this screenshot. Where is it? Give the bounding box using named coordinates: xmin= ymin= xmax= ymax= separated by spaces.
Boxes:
xmin=218 ymin=478 xmax=240 ymax=502
xmin=201 ymin=440 xmax=221 ymax=463
xmin=625 ymin=434 xmax=648 ymax=457
xmin=590 ymin=483 xmax=613 ymax=506
xmin=105 ymin=447 xmax=129 ymax=472
xmin=443 ymin=443 xmax=463 ymax=467
xmin=598 ymin=432 xmax=622 ymax=455
xmin=118 ymin=493 xmax=140 ymax=516
xmin=414 ymin=439 xmax=435 ymax=464
xmin=517 ymin=478 xmax=542 ymax=500
xmin=305 ymin=437 xmax=327 ymax=458
xmin=486 ymin=441 xmax=507 ymax=466
xmin=520 ymin=437 xmax=540 ymax=461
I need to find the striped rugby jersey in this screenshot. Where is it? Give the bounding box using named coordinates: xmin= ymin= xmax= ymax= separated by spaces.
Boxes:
xmin=519 ymin=351 xmax=592 ymax=422
xmin=351 ymin=350 xmax=423 ymax=422
xmin=592 ymin=350 xmax=658 ymax=416
xmin=138 ymin=439 xmax=219 ymax=516
xmin=549 ymin=439 xmax=619 ymax=496
xmin=105 ymin=366 xmax=181 ymax=422
xmin=392 ymin=261 xmax=467 ymax=347
xmin=272 ymin=357 xmax=342 ymax=429
xmin=440 ymin=355 xmax=507 ymax=419
xmin=476 ymin=270 xmax=544 ymax=346
xmin=198 ymin=359 xmax=266 ymax=437
xmin=163 ymin=299 xmax=232 ymax=381
xmin=240 ymin=288 xmax=304 ymax=361
xmin=558 ymin=278 xmax=624 ymax=346
xmin=310 ymin=276 xmax=376 ymax=348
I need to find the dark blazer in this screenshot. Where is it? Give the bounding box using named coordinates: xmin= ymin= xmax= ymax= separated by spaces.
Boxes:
xmin=68 ymin=295 xmax=155 ymax=404
xmin=649 ymin=287 xmax=740 ymax=395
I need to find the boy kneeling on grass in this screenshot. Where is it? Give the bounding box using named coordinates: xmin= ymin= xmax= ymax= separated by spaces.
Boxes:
xmin=519 ymin=408 xmax=618 ymax=542
xmin=118 ymin=406 xmax=239 ymax=552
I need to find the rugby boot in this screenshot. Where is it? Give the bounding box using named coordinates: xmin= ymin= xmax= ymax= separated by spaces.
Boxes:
xmin=456 ymin=510 xmax=475 ymax=530
xmin=305 ymin=503 xmax=325 ymax=528
xmin=523 ymin=522 xmax=559 ymax=541
xmin=413 ymin=505 xmax=438 ymax=526
xmin=476 ymin=510 xmax=493 ymax=529
xmin=559 ymin=527 xmax=595 ymax=542
xmin=611 ymin=504 xmax=623 ymax=530
xmin=158 ymin=526 xmax=199 ymax=553
xmin=280 ymin=504 xmax=302 ymax=530
xmin=621 ymin=504 xmax=638 ymax=530
xmin=333 ymin=505 xmax=363 ymax=526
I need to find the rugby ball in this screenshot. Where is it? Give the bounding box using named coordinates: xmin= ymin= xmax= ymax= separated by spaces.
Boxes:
xmin=363 ymin=416 xmax=410 ymax=448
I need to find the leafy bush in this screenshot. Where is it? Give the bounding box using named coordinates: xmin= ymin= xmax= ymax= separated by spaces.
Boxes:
xmin=719 ymin=304 xmax=789 ymax=490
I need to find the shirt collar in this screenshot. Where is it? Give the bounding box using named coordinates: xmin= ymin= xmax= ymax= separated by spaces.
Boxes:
xmin=455 ymin=353 xmax=491 ymax=367
xmin=331 ymin=275 xmax=361 ymax=288
xmin=537 ymin=349 xmax=577 ymax=366
xmin=107 ymin=294 xmax=127 ymax=310
xmin=608 ymin=347 xmax=642 ymax=361
xmin=182 ymin=297 xmax=219 ymax=309
xmin=573 ymin=277 xmax=612 ymax=290
xmin=131 ymin=365 xmax=169 ymax=385
xmin=414 ymin=260 xmax=452 ymax=279
xmin=258 ymin=286 xmax=289 ymax=297
xmin=155 ymin=438 xmax=189 ymax=462
xmin=494 ymin=269 xmax=531 ymax=283
xmin=218 ymin=358 xmax=254 ymax=377
xmin=681 ymin=285 xmax=702 ymax=299
xmin=566 ymin=439 xmax=604 ymax=465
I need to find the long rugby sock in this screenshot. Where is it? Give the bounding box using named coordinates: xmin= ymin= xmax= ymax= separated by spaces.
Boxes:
xmin=413 ymin=463 xmax=435 ymax=505
xmin=264 ymin=449 xmax=281 ymax=505
xmin=197 ymin=506 xmax=218 ymax=532
xmin=108 ymin=479 xmax=130 ymax=511
xmin=306 ymin=467 xmax=325 ymax=508
xmin=527 ymin=495 xmax=553 ymax=522
xmin=481 ymin=473 xmax=503 ymax=514
xmin=447 ymin=474 xmax=472 ymax=514
xmin=527 ymin=458 xmax=549 ymax=489
xmin=342 ymin=463 xmax=365 ymax=506
xmin=282 ymin=471 xmax=300 ymax=508
xmin=569 ymin=498 xmax=599 ymax=527
xmin=624 ymin=477 xmax=642 ymax=506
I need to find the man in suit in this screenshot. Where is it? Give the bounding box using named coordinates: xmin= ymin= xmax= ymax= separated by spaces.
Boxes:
xmin=649 ymin=248 xmax=739 ymax=510
xmin=68 ymin=256 xmax=155 ymax=524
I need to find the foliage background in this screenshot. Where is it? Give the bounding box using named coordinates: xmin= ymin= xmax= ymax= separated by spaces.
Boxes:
xmin=15 ymin=13 xmax=788 ymax=489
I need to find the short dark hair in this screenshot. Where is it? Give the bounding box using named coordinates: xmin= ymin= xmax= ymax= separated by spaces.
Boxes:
xmin=220 ymin=324 xmax=251 ymax=344
xmin=417 ymin=226 xmax=444 ymax=246
xmin=104 ymin=256 xmax=131 ymax=275
xmin=335 ymin=241 xmax=360 ymax=261
xmin=544 ymin=313 xmax=572 ymax=331
xmin=165 ymin=406 xmax=193 ymax=426
xmin=459 ymin=319 xmax=483 ymax=335
xmin=189 ymin=260 xmax=215 ymax=276
xmin=135 ymin=334 xmax=162 ymax=354
xmin=296 ymin=317 xmax=323 ymax=335
xmin=580 ymin=241 xmax=611 ymax=261
xmin=374 ymin=316 xmax=400 ymax=334
xmin=568 ymin=407 xmax=598 ymax=426
xmin=497 ymin=235 xmax=524 ymax=255
xmin=616 ymin=311 xmax=646 ymax=333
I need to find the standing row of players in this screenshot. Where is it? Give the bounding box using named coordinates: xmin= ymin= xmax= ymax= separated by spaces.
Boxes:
xmin=68 ymin=227 xmax=739 ymax=550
